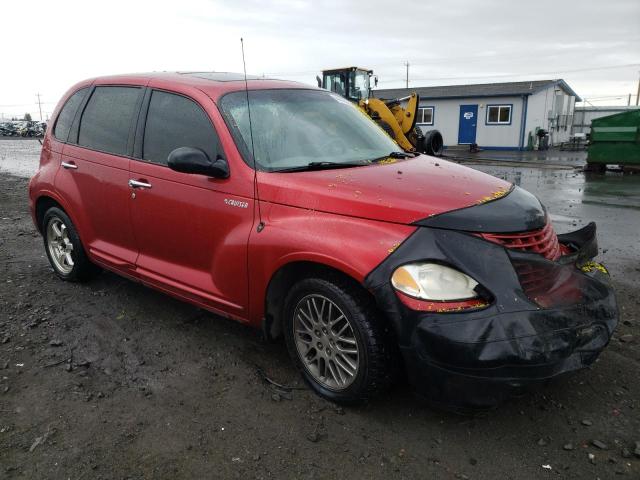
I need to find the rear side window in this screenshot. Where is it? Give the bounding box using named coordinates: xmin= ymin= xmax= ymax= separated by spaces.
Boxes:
xmin=78 ymin=86 xmax=141 ymax=155
xmin=142 ymin=90 xmax=219 ymax=165
xmin=53 ymin=88 xmax=88 ymax=142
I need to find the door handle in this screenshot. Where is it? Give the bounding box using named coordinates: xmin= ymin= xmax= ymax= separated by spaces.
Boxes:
xmin=61 ymin=161 xmax=78 ymax=170
xmin=128 ymin=179 xmax=152 ymax=189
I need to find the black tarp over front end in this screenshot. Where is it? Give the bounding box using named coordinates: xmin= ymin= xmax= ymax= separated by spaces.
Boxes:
xmin=364 ymin=225 xmax=618 ymax=408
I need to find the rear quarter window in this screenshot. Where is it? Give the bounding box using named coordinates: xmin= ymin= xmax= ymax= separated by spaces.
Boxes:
xmin=53 ymin=88 xmax=89 ymax=142
xmin=78 ymin=86 xmax=141 ymax=156
xmin=142 ymin=90 xmax=219 ymax=165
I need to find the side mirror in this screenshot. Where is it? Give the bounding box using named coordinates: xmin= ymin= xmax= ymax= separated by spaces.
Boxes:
xmin=374 ymin=76 xmax=378 ymax=87
xmin=167 ymin=147 xmax=229 ymax=179
xmin=316 ymin=75 xmax=322 ymax=88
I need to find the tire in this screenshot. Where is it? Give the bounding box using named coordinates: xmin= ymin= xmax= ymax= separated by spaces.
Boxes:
xmin=422 ymin=129 xmax=444 ymax=156
xmin=42 ymin=207 xmax=100 ymax=282
xmin=408 ymin=127 xmax=425 ymax=151
xmin=283 ymin=275 xmax=397 ymax=404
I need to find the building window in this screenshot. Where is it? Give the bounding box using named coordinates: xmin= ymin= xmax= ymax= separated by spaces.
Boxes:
xmin=486 ymin=105 xmax=512 ymax=125
xmin=417 ymin=107 xmax=434 ymax=125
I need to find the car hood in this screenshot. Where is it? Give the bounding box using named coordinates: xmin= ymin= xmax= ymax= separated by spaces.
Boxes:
xmin=257 ymin=155 xmax=513 ymax=225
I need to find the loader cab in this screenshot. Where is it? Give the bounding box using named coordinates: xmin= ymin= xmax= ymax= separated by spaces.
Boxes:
xmin=321 ymin=67 xmax=375 ymax=102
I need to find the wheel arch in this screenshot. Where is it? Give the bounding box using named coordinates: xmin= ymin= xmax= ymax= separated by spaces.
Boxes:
xmin=262 ymin=260 xmax=371 ymax=341
xmin=33 ymin=190 xmax=88 ymax=241
xmin=35 ymin=194 xmax=67 ymax=233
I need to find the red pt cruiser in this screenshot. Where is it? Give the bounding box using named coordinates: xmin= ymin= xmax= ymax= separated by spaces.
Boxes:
xmin=28 ymin=72 xmax=618 ymax=407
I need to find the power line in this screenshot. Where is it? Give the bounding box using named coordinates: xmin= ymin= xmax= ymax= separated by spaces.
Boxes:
xmin=579 ymin=94 xmax=631 ymax=100
xmin=381 ymin=63 xmax=640 ymax=84
xmin=0 ymin=101 xmax=56 ymax=107
xmin=265 ymin=62 xmax=639 ymax=79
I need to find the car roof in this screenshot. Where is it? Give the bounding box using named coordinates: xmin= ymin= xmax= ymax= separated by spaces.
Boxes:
xmin=86 ymin=71 xmax=313 ymax=99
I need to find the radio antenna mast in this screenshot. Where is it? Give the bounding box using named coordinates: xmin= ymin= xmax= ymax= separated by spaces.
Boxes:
xmin=241 ymin=37 xmax=264 ymax=232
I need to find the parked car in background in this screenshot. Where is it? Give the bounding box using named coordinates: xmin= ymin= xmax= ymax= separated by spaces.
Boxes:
xmin=0 ymin=120 xmax=46 ymax=137
xmin=28 ymin=72 xmax=618 ymax=408
xmin=0 ymin=122 xmax=20 ymax=136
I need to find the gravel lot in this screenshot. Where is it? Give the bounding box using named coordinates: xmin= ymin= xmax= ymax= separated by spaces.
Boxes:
xmin=1 ymin=140 xmax=639 ymax=479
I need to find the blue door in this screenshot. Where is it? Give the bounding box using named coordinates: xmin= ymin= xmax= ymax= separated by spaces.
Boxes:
xmin=458 ymin=104 xmax=478 ymax=144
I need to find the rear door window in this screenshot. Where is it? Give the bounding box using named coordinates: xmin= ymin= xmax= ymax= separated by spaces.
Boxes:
xmin=142 ymin=90 xmax=219 ymax=165
xmin=53 ymin=88 xmax=89 ymax=142
xmin=78 ymin=86 xmax=141 ymax=155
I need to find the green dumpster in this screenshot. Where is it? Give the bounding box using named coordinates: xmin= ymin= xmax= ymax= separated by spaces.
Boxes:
xmin=587 ymin=109 xmax=640 ymax=167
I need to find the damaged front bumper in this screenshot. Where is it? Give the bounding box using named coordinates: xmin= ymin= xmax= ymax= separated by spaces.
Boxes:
xmin=365 ymin=223 xmax=619 ymax=408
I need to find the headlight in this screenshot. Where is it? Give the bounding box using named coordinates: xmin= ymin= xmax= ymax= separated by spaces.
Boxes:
xmin=391 ymin=263 xmax=479 ymax=301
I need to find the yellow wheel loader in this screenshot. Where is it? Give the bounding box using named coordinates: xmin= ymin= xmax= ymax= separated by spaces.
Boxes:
xmin=318 ymin=67 xmax=443 ymax=156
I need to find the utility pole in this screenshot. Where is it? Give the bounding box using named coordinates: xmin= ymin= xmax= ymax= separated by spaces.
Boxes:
xmin=636 ymin=72 xmax=640 ymax=106
xmin=404 ymin=62 xmax=409 ymax=89
xmin=36 ymin=93 xmax=43 ymax=121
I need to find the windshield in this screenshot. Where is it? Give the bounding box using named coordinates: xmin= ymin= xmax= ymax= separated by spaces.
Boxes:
xmin=349 ymin=70 xmax=370 ymax=101
xmin=219 ymin=89 xmax=400 ymax=172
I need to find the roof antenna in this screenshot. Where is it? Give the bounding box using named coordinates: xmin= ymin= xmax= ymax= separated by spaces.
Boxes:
xmin=241 ymin=37 xmax=264 ymax=233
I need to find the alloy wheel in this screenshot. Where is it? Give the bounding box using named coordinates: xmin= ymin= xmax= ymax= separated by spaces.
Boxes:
xmin=46 ymin=217 xmax=74 ymax=275
xmin=293 ymin=294 xmax=360 ymax=390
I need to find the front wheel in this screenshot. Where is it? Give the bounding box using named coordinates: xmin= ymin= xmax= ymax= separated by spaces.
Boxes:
xmin=283 ymin=276 xmax=397 ymax=404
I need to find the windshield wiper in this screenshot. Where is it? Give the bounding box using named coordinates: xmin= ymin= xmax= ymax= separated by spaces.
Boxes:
xmin=372 ymin=151 xmax=413 ymax=162
xmin=389 ymin=151 xmax=412 ymax=158
xmin=272 ymin=161 xmax=370 ymax=173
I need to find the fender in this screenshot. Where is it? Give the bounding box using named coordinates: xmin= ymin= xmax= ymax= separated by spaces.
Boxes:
xmin=50 ymin=163 xmax=99 ymax=250
xmin=31 ymin=187 xmax=81 ymax=234
xmin=246 ymin=201 xmax=416 ymax=326
xmin=31 ymin=187 xmax=95 ymax=261
xmin=272 ymin=251 xmax=365 ymax=283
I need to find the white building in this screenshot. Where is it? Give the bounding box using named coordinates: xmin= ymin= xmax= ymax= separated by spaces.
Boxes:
xmin=375 ymin=79 xmax=580 ymax=150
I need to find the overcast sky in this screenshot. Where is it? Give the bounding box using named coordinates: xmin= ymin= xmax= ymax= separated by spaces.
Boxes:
xmin=2 ymin=0 xmax=639 ymax=120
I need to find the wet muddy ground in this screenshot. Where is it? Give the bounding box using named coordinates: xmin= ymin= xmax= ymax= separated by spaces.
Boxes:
xmin=1 ymin=140 xmax=639 ymax=479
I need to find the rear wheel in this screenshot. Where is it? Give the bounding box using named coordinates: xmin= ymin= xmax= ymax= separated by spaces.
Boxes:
xmin=42 ymin=207 xmax=99 ymax=282
xmin=283 ymin=276 xmax=396 ymax=404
